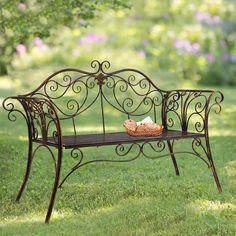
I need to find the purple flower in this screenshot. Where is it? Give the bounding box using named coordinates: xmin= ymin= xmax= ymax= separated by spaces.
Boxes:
xmin=195 ymin=11 xmax=211 ymax=22
xmin=34 ymin=37 xmax=48 ymax=51
xmin=206 ymin=54 xmax=215 ymax=63
xmin=18 ymin=3 xmax=27 ymax=11
xmin=223 ymin=54 xmax=236 ymax=62
xmin=223 ymin=54 xmax=231 ymax=60
xmin=34 ymin=37 xmax=44 ymax=47
xmin=192 ymin=43 xmax=200 ymax=52
xmin=137 ymin=51 xmax=146 ymax=58
xmin=231 ymin=55 xmax=236 ymax=62
xmin=202 ymin=53 xmax=215 ymax=63
xmin=174 ymin=39 xmax=188 ymax=49
xmin=16 ymin=44 xmax=26 ymax=55
xmin=212 ymin=16 xmax=221 ymax=24
xmin=195 ymin=11 xmax=221 ymax=25
xmin=79 ymin=33 xmax=108 ymax=45
xmin=174 ymin=39 xmax=200 ymax=53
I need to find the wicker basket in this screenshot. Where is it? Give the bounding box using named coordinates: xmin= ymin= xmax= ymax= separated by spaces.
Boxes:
xmin=123 ymin=120 xmax=164 ymax=137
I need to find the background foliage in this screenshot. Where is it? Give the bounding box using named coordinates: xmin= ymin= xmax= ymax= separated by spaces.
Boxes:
xmin=0 ymin=0 xmax=129 ymax=75
xmin=1 ymin=0 xmax=236 ymax=85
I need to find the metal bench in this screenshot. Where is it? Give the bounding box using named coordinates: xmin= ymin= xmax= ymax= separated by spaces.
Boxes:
xmin=3 ymin=60 xmax=224 ymax=223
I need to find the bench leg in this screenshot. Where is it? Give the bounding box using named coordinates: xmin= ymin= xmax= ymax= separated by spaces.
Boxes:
xmin=16 ymin=139 xmax=33 ymax=202
xmin=167 ymin=140 xmax=179 ymax=176
xmin=45 ymin=148 xmax=62 ymax=223
xmin=205 ymin=137 xmax=222 ymax=193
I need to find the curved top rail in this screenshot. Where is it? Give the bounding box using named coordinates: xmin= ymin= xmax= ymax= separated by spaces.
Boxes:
xmin=22 ymin=60 xmax=165 ymax=96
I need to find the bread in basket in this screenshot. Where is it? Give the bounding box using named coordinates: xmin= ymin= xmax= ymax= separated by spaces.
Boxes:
xmin=123 ymin=118 xmax=164 ymax=137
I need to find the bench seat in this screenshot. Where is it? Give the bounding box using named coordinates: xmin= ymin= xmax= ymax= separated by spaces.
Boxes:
xmin=36 ymin=130 xmax=205 ymax=149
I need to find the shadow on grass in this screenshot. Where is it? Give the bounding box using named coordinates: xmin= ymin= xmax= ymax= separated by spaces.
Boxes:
xmin=1 ymin=194 xmax=236 ymax=236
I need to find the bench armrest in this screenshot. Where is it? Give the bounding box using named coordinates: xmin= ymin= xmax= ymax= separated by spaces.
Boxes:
xmin=162 ymin=89 xmax=224 ymax=133
xmin=3 ymin=95 xmax=62 ymax=144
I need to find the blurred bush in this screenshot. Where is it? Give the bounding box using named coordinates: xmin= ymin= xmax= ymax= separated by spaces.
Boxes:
xmin=0 ymin=0 xmax=130 ymax=75
xmin=5 ymin=0 xmax=236 ymax=86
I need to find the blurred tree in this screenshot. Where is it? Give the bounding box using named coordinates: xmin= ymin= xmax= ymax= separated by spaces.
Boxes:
xmin=0 ymin=0 xmax=129 ymax=75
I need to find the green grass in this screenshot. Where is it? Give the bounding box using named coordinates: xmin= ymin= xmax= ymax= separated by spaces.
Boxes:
xmin=0 ymin=68 xmax=236 ymax=236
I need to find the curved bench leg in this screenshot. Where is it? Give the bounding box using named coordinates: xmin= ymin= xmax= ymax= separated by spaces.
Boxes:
xmin=45 ymin=148 xmax=63 ymax=223
xmin=205 ymin=137 xmax=222 ymax=192
xmin=16 ymin=139 xmax=33 ymax=202
xmin=167 ymin=140 xmax=180 ymax=176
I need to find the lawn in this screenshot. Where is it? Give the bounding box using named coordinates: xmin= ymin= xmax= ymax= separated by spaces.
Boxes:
xmin=0 ymin=67 xmax=236 ymax=236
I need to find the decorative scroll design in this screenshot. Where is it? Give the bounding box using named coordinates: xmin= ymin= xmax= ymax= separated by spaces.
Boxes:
xmin=13 ymin=61 xmax=167 ymax=127
xmin=3 ymin=96 xmax=62 ymax=142
xmin=58 ymin=138 xmax=212 ymax=188
xmin=206 ymin=91 xmax=224 ymax=116
xmin=58 ymin=147 xmax=84 ymax=187
xmin=3 ymin=61 xmax=167 ymax=140
xmin=22 ymin=97 xmax=61 ymax=142
xmin=141 ymin=141 xmax=166 ymax=158
xmin=101 ymin=74 xmax=165 ymax=117
xmin=58 ymin=143 xmax=141 ymax=188
xmin=22 ymin=61 xmax=113 ymax=120
xmin=31 ymin=74 xmax=100 ymax=120
xmin=163 ymin=90 xmax=224 ymax=133
xmin=191 ymin=138 xmax=209 ymax=167
xmin=90 ymin=60 xmax=111 ymax=74
xmin=2 ymin=96 xmax=29 ymax=124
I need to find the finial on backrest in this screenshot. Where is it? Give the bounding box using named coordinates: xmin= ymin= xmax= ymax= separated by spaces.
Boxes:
xmin=91 ymin=60 xmax=111 ymax=74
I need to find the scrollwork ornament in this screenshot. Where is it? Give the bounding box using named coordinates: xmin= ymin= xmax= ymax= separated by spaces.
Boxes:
xmin=105 ymin=76 xmax=116 ymax=89
xmin=117 ymin=80 xmax=129 ymax=92
xmin=207 ymin=91 xmax=224 ymax=116
xmin=90 ymin=60 xmax=101 ymax=73
xmin=191 ymin=138 xmax=209 ymax=166
xmin=63 ymin=75 xmax=72 ymax=85
xmin=72 ymin=80 xmax=83 ymax=94
xmin=66 ymin=99 xmax=80 ymax=113
xmin=85 ymin=76 xmax=96 ymax=89
xmin=3 ymin=97 xmax=28 ymax=123
xmin=71 ymin=148 xmax=84 ymax=165
xmin=127 ymin=75 xmax=136 ymax=85
xmin=143 ymin=96 xmax=152 ymax=107
xmin=139 ymin=78 xmax=150 ymax=92
xmin=48 ymin=80 xmax=59 ymax=92
xmin=100 ymin=61 xmax=110 ymax=73
xmin=115 ymin=143 xmax=140 ymax=157
xmin=194 ymin=121 xmax=205 ymax=133
xmin=141 ymin=140 xmax=166 ymax=158
xmin=167 ymin=117 xmax=175 ymax=128
xmin=152 ymin=94 xmax=163 ymax=106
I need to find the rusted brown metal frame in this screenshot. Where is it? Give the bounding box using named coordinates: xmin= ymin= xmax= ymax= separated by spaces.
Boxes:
xmin=3 ymin=96 xmax=63 ymax=223
xmin=204 ymin=91 xmax=223 ymax=192
xmin=58 ymin=137 xmax=212 ymax=189
xmin=2 ymin=60 xmax=224 ymax=223
xmin=162 ymin=89 xmax=224 ymax=192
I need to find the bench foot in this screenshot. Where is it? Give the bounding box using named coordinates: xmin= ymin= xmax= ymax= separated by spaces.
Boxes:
xmin=16 ymin=140 xmax=33 ymax=202
xmin=205 ymin=137 xmax=222 ymax=193
xmin=167 ymin=140 xmax=180 ymax=176
xmin=209 ymin=161 xmax=222 ymax=193
xmin=45 ymin=148 xmax=63 ymax=223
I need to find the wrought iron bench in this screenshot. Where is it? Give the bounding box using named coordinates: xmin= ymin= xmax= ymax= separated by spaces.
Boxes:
xmin=3 ymin=60 xmax=224 ymax=223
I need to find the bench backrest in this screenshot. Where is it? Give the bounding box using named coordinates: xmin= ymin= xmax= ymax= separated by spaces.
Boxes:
xmin=24 ymin=61 xmax=166 ymax=135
